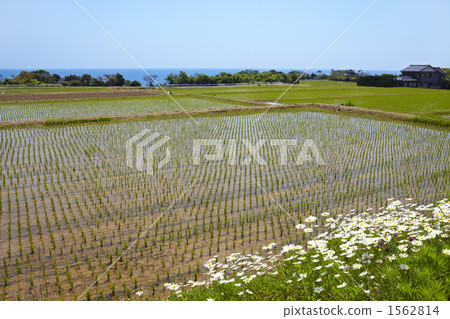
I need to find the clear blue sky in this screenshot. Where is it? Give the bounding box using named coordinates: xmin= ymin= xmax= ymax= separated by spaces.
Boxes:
xmin=1 ymin=0 xmax=449 ymax=70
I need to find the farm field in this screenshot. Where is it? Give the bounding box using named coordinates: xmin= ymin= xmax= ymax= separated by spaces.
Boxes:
xmin=170 ymin=82 xmax=450 ymax=122
xmin=0 ymin=86 xmax=111 ymax=94
xmin=1 ymin=82 xmax=449 ymax=125
xmin=0 ymin=96 xmax=249 ymax=122
xmin=0 ymin=111 xmax=448 ymax=301
xmin=3 ymin=0 xmax=449 ymax=310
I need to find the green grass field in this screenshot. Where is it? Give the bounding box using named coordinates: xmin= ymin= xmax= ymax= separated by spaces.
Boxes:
xmin=170 ymin=81 xmax=450 ymax=121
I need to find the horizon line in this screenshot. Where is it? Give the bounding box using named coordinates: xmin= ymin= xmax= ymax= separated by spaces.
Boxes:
xmin=0 ymin=66 xmax=406 ymax=71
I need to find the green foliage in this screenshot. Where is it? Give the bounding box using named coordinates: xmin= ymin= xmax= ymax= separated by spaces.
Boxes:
xmin=1 ymin=70 xmax=61 ymax=85
xmin=165 ymin=69 xmax=331 ymax=85
xmin=344 ymin=99 xmax=355 ymax=106
xmin=442 ymin=68 xmax=450 ymax=89
xmin=104 ymin=73 xmax=125 ymax=86
xmin=328 ymin=69 xmax=365 ymax=82
xmin=1 ymin=70 xmax=132 ymax=87
xmin=130 ymin=80 xmax=142 ymax=87
xmin=357 ymin=74 xmax=397 ymax=87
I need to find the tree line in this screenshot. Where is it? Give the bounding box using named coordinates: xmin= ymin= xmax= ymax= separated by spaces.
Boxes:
xmin=164 ymin=69 xmax=368 ymax=85
xmin=6 ymin=68 xmax=448 ymax=88
xmin=0 ymin=70 xmax=142 ymax=87
xmin=0 ymin=69 xmax=368 ymax=87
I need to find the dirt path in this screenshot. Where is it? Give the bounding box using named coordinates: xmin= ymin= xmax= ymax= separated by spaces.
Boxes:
xmin=0 ymin=88 xmax=165 ymax=102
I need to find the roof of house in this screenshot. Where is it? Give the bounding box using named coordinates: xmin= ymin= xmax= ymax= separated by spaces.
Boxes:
xmin=401 ymin=65 xmax=446 ymax=75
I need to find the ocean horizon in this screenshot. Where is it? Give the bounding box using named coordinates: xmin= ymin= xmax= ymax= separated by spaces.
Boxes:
xmin=0 ymin=68 xmax=400 ymax=84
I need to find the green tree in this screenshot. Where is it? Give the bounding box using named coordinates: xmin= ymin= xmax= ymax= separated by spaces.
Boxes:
xmin=177 ymin=71 xmax=189 ymax=84
xmin=30 ymin=70 xmax=53 ymax=83
xmin=90 ymin=76 xmax=105 ymax=86
xmin=442 ymin=68 xmax=450 ymax=89
xmin=16 ymin=71 xmax=34 ymax=84
xmin=81 ymin=74 xmax=92 ymax=86
xmin=63 ymin=74 xmax=82 ymax=86
xmin=194 ymin=74 xmax=211 ymax=84
xmin=104 ymin=73 xmax=125 ymax=86
xmin=51 ymin=73 xmax=61 ymax=83
xmin=165 ymin=73 xmax=178 ymax=85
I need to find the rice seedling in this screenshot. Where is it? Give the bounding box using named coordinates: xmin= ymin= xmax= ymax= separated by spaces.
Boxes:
xmin=0 ymin=97 xmax=243 ymax=123
xmin=0 ymin=111 xmax=448 ymax=300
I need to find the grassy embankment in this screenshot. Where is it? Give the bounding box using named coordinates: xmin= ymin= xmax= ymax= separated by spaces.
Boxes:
xmin=167 ymin=200 xmax=450 ymax=301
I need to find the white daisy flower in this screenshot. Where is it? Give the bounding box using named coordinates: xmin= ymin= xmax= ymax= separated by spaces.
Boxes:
xmin=314 ymin=286 xmax=324 ymax=293
xmin=305 ymin=216 xmax=318 ymax=223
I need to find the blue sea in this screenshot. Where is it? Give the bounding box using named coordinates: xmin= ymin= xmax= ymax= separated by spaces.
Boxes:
xmin=0 ymin=68 xmax=399 ymax=84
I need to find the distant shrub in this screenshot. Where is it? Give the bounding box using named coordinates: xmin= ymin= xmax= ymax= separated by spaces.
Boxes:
xmin=130 ymin=80 xmax=142 ymax=87
xmin=357 ymin=74 xmax=396 ymax=87
xmin=344 ymin=99 xmax=355 ymax=106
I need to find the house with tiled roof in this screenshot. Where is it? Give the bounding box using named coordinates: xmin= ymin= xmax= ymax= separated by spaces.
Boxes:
xmin=397 ymin=65 xmax=446 ymax=88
